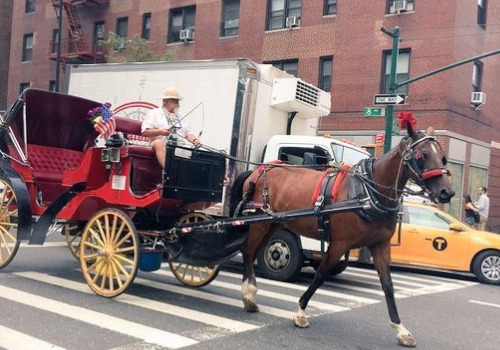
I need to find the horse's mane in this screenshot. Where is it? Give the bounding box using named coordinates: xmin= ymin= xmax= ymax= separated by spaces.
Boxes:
xmin=229 ymin=170 xmax=253 ymax=217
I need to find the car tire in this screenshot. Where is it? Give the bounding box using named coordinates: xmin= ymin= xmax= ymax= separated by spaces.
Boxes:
xmin=257 ymin=229 xmax=303 ymax=281
xmin=472 ymin=250 xmax=500 ymax=285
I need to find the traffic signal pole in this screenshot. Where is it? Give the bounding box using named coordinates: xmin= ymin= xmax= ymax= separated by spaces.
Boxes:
xmin=380 ymin=26 xmax=500 ymax=153
xmin=381 ymin=26 xmax=400 ymax=153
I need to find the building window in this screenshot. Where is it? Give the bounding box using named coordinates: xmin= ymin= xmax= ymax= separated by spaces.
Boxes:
xmin=50 ymin=28 xmax=59 ymax=54
xmin=324 ymin=0 xmax=337 ymax=15
xmin=319 ymin=56 xmax=333 ymax=92
xmin=25 ymin=0 xmax=35 ymax=13
xmin=387 ymin=0 xmax=414 ymax=14
xmin=20 ymin=82 xmax=30 ymax=94
xmin=49 ymin=80 xmax=57 ymax=92
xmin=168 ymin=6 xmax=196 ymax=43
xmin=22 ymin=33 xmax=33 ymax=62
xmin=93 ymin=21 xmax=105 ymax=52
xmin=381 ymin=50 xmax=410 ymax=94
xmin=116 ymin=17 xmax=128 ymax=38
xmin=221 ymin=0 xmax=240 ymax=37
xmin=477 ymin=0 xmax=487 ymax=28
xmin=472 ymin=61 xmax=483 ymax=92
xmin=265 ymin=59 xmax=299 ymax=77
xmin=142 ymin=13 xmax=152 ymax=39
xmin=267 ymin=0 xmax=302 ymax=30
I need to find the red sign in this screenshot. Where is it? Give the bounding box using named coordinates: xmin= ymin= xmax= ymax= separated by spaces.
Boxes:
xmin=375 ymin=133 xmax=385 ymax=144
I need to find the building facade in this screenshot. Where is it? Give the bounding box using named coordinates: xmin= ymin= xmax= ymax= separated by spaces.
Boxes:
xmin=7 ymin=0 xmax=500 ymax=230
xmin=0 ymin=0 xmax=13 ymax=111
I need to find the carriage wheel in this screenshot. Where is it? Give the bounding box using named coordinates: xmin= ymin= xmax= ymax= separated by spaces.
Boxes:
xmin=64 ymin=221 xmax=85 ymax=260
xmin=80 ymin=208 xmax=139 ymax=297
xmin=168 ymin=213 xmax=220 ymax=287
xmin=0 ymin=179 xmax=20 ymax=269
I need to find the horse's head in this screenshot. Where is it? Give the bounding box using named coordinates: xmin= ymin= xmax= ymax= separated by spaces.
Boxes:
xmin=402 ymin=122 xmax=455 ymax=203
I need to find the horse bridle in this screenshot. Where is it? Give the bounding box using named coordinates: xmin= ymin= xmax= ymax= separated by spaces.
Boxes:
xmin=400 ymin=135 xmax=451 ymax=189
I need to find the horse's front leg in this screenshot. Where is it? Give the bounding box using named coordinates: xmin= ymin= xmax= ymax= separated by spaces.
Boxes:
xmin=293 ymin=243 xmax=346 ymax=328
xmin=241 ymin=224 xmax=277 ymax=313
xmin=370 ymin=241 xmax=417 ymax=348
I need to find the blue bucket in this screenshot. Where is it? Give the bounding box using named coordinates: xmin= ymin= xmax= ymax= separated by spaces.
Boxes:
xmin=139 ymin=251 xmax=163 ymax=272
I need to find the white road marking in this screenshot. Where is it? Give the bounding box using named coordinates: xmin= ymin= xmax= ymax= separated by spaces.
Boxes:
xmin=15 ymin=271 xmax=259 ymax=333
xmin=469 ymin=300 xmax=500 ymax=308
xmin=0 ymin=284 xmax=198 ymax=349
xmin=0 ymin=324 xmax=67 ymax=350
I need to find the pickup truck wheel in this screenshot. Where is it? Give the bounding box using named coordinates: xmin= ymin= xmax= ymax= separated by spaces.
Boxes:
xmin=257 ymin=229 xmax=303 ymax=281
xmin=472 ymin=250 xmax=500 ymax=285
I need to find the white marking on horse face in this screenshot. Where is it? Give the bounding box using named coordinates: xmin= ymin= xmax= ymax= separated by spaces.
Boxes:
xmin=430 ymin=143 xmax=437 ymax=154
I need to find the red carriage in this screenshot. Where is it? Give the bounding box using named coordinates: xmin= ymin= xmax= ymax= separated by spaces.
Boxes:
xmin=0 ymin=88 xmax=238 ymax=297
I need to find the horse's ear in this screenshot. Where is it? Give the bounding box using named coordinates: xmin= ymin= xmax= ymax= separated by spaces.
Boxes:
xmin=407 ymin=121 xmax=417 ymax=139
xmin=425 ymin=126 xmax=435 ymax=136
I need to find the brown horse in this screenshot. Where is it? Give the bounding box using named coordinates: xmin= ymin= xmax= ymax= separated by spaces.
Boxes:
xmin=231 ymin=119 xmax=454 ymax=348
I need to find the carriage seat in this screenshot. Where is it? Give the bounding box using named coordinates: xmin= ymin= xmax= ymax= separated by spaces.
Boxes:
xmin=27 ymin=144 xmax=84 ymax=202
xmin=114 ymin=116 xmax=162 ymax=193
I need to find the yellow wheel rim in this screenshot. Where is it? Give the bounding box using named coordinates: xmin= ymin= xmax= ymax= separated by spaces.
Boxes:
xmin=80 ymin=209 xmax=138 ymax=297
xmin=169 ymin=213 xmax=220 ymax=287
xmin=0 ymin=179 xmax=20 ymax=269
xmin=64 ymin=222 xmax=84 ymax=260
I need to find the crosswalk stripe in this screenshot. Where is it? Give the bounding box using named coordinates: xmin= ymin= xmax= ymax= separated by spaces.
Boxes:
xmin=0 ymin=284 xmax=198 ymax=349
xmin=153 ymin=269 xmax=350 ymax=313
xmin=0 ymin=324 xmax=67 ymax=350
xmin=217 ymin=269 xmax=379 ymax=305
xmin=134 ymin=277 xmax=294 ymax=319
xmin=15 ymin=272 xmax=259 ymax=333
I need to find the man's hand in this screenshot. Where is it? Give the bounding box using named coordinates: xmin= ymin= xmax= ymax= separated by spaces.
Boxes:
xmin=192 ymin=138 xmax=202 ymax=148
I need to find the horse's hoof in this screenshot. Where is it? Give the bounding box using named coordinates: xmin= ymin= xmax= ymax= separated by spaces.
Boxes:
xmin=243 ymin=297 xmax=259 ymax=313
xmin=292 ymin=315 xmax=309 ymax=328
xmin=397 ymin=334 xmax=417 ymax=348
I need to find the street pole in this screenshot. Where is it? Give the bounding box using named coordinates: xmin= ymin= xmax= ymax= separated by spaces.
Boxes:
xmin=55 ymin=0 xmax=63 ymax=92
xmin=381 ymin=26 xmax=400 ymax=153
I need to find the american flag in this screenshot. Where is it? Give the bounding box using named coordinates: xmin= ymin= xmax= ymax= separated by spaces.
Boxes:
xmin=94 ymin=117 xmax=116 ymax=139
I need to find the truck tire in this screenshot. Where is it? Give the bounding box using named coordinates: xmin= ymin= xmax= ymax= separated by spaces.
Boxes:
xmin=472 ymin=250 xmax=500 ymax=285
xmin=257 ymin=229 xmax=303 ymax=281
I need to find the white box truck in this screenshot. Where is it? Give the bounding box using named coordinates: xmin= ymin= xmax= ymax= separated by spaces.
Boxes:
xmin=67 ymin=58 xmax=370 ymax=280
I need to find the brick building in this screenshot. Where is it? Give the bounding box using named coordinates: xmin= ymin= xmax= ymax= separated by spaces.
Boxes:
xmin=7 ymin=0 xmax=500 ymax=229
xmin=0 ymin=0 xmax=13 ymax=111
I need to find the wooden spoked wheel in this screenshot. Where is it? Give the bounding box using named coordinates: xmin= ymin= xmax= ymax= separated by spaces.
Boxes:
xmin=80 ymin=208 xmax=139 ymax=297
xmin=169 ymin=213 xmax=220 ymax=287
xmin=0 ymin=179 xmax=20 ymax=269
xmin=64 ymin=221 xmax=85 ymax=260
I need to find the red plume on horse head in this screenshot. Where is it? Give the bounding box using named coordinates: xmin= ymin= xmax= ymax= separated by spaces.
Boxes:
xmin=398 ymin=111 xmax=416 ymax=130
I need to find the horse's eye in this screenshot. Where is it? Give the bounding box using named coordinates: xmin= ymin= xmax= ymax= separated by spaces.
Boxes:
xmin=442 ymin=156 xmax=447 ymax=166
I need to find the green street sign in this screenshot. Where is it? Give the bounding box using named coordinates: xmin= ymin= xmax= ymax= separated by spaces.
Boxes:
xmin=363 ymin=107 xmax=385 ymax=117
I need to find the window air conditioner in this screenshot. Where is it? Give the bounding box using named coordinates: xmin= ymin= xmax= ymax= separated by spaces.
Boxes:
xmin=471 ymin=91 xmax=486 ymax=105
xmin=179 ymin=29 xmax=194 ymax=42
xmin=285 ymin=16 xmax=301 ymax=28
xmin=392 ymin=0 xmax=408 ymax=13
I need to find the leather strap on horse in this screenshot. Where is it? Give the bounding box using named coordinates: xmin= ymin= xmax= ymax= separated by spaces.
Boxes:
xmin=312 ymin=165 xmax=351 ymax=254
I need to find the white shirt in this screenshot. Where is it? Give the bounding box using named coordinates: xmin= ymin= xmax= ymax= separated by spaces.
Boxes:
xmin=477 ymin=193 xmax=490 ymax=218
xmin=141 ymin=107 xmax=194 ymax=142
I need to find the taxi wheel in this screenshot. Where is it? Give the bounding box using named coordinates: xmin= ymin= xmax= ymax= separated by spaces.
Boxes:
xmin=472 ymin=250 xmax=500 ymax=285
xmin=0 ymin=179 xmax=20 ymax=269
xmin=168 ymin=213 xmax=220 ymax=287
xmin=80 ymin=209 xmax=139 ymax=297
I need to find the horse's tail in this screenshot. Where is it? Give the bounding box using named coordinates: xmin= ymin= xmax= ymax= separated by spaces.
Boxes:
xmin=229 ymin=170 xmax=254 ymax=217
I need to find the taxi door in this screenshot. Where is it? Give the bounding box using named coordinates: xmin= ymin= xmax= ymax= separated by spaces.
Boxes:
xmin=397 ymin=205 xmax=470 ymax=270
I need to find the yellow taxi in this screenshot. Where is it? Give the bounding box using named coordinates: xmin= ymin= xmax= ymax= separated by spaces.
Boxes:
xmin=356 ymin=202 xmax=500 ymax=284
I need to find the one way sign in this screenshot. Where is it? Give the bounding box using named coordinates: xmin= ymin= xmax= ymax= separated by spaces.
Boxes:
xmin=373 ymin=93 xmax=407 ymax=105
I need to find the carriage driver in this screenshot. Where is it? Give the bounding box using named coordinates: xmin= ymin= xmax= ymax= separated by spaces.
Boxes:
xmin=141 ymin=87 xmax=202 ymax=168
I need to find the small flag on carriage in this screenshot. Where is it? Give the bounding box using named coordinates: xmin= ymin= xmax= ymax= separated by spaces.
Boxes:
xmin=88 ymin=102 xmax=116 ymax=139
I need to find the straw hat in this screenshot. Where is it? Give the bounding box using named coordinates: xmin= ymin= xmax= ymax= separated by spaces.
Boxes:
xmin=159 ymin=87 xmax=183 ymax=100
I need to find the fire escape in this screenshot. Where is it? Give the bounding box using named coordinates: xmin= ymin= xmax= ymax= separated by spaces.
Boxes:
xmin=49 ymin=0 xmax=109 ymax=65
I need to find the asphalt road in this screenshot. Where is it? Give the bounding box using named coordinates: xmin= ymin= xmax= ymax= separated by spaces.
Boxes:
xmin=0 ymin=235 xmax=498 ymax=350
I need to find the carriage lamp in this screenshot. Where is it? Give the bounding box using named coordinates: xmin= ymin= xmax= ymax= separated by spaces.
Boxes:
xmin=100 ymin=148 xmax=121 ymax=163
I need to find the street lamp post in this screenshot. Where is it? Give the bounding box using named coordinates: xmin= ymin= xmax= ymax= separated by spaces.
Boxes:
xmin=55 ymin=0 xmax=63 ymax=92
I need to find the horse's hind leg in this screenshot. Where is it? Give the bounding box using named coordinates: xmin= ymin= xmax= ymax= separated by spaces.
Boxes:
xmin=241 ymin=223 xmax=278 ymax=313
xmin=293 ymin=243 xmax=346 ymax=328
xmin=370 ymin=241 xmax=417 ymax=348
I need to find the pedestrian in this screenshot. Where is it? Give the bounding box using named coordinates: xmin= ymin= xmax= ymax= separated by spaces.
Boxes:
xmin=475 ymin=186 xmax=490 ymax=231
xmin=463 ymin=194 xmax=479 ymax=227
xmin=141 ymin=87 xmax=202 ymax=168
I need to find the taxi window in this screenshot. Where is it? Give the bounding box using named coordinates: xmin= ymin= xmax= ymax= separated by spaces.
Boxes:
xmin=406 ymin=205 xmax=451 ymax=231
